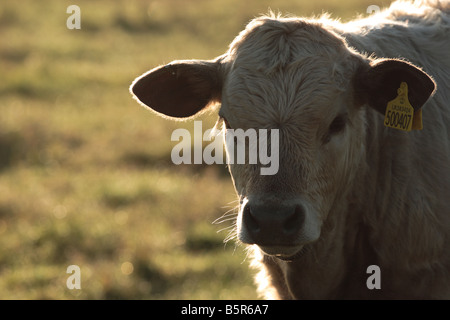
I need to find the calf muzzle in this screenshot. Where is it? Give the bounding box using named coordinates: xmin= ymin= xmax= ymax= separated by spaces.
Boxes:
xmin=240 ymin=202 xmax=305 ymax=247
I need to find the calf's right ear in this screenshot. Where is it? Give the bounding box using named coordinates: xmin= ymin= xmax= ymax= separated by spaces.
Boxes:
xmin=354 ymin=58 xmax=436 ymax=114
xmin=130 ymin=58 xmax=223 ymax=119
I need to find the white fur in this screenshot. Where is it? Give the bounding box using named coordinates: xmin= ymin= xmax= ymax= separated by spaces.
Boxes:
xmin=220 ymin=0 xmax=450 ymax=299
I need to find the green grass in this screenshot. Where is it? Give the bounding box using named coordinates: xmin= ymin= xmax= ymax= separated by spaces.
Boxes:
xmin=0 ymin=0 xmax=392 ymax=299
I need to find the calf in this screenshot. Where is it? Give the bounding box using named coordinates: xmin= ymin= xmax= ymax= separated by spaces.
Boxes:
xmin=130 ymin=0 xmax=450 ymax=299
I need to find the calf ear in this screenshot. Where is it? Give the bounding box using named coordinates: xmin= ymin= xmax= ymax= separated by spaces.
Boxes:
xmin=130 ymin=58 xmax=223 ymax=119
xmin=355 ymin=59 xmax=436 ymax=114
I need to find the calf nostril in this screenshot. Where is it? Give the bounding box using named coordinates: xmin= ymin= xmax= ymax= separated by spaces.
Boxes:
xmin=244 ymin=204 xmax=260 ymax=233
xmin=282 ymin=205 xmax=304 ymax=235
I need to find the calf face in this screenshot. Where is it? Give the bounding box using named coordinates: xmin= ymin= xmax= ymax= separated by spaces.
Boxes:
xmin=131 ymin=17 xmax=435 ymax=260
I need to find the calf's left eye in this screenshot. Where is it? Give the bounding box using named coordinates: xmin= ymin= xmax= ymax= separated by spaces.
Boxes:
xmin=324 ymin=114 xmax=347 ymax=143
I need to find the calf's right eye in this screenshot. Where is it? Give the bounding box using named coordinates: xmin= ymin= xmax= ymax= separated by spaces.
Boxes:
xmin=221 ymin=116 xmax=231 ymax=129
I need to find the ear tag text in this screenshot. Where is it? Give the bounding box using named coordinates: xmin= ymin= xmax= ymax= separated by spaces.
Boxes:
xmin=384 ymin=82 xmax=422 ymax=131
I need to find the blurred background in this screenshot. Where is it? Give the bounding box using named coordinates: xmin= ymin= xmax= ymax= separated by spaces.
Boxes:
xmin=0 ymin=0 xmax=390 ymax=299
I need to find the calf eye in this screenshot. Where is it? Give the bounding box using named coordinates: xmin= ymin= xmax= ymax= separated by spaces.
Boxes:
xmin=221 ymin=116 xmax=231 ymax=129
xmin=324 ymin=114 xmax=347 ymax=143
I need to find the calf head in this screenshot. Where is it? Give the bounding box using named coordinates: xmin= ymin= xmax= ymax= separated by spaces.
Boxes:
xmin=131 ymin=17 xmax=435 ymax=260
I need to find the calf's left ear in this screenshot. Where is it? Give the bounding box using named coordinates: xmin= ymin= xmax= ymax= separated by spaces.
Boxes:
xmin=354 ymin=58 xmax=436 ymax=114
xmin=130 ymin=58 xmax=223 ymax=119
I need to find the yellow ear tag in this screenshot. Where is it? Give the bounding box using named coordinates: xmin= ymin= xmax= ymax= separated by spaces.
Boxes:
xmin=384 ymin=82 xmax=415 ymax=131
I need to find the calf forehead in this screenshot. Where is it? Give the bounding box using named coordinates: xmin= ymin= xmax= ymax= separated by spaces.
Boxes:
xmin=227 ymin=16 xmax=350 ymax=74
xmin=221 ymin=17 xmax=358 ymax=126
xmin=223 ymin=65 xmax=343 ymax=128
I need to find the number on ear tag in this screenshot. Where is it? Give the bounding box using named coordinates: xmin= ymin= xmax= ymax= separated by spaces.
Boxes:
xmin=384 ymin=82 xmax=419 ymax=131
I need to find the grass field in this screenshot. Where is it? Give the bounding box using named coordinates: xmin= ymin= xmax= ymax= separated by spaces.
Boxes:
xmin=0 ymin=0 xmax=391 ymax=299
